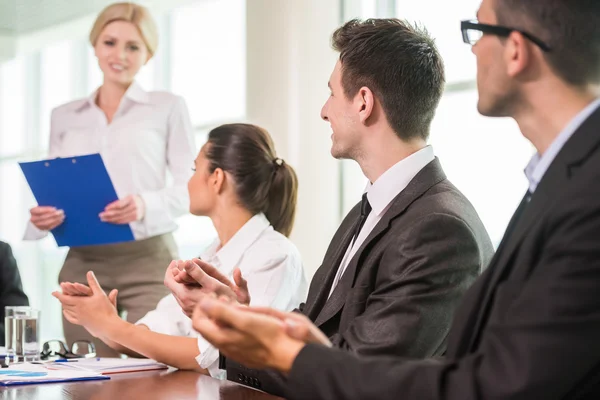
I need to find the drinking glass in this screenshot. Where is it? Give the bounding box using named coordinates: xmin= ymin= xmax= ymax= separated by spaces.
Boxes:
xmin=5 ymin=306 xmax=40 ymax=362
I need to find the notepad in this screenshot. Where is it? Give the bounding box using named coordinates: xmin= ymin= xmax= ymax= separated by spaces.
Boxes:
xmin=49 ymin=358 xmax=169 ymax=375
xmin=19 ymin=153 xmax=135 ymax=247
xmin=0 ymin=363 xmax=109 ymax=386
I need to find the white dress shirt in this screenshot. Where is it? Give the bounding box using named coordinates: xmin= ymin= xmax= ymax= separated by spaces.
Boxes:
xmin=136 ymin=213 xmax=308 ymax=377
xmin=328 ymin=146 xmax=436 ymax=297
xmin=524 ymin=97 xmax=600 ymax=193
xmin=24 ymin=81 xmax=196 ymax=241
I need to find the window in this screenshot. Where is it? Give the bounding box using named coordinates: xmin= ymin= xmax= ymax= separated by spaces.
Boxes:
xmin=170 ymin=0 xmax=246 ymax=127
xmin=395 ymin=0 xmax=481 ymax=84
xmin=0 ymin=57 xmax=26 ymax=158
xmin=169 ymin=0 xmax=247 ymax=258
xmin=429 ymin=90 xmax=530 ymax=244
xmin=0 ymin=51 xmax=68 ymax=342
xmin=40 ymin=40 xmax=74 ymax=148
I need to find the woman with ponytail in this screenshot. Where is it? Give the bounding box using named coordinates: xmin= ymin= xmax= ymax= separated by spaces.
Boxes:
xmin=53 ymin=123 xmax=308 ymax=375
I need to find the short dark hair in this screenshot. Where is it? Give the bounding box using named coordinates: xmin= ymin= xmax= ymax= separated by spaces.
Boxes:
xmin=331 ymin=18 xmax=445 ymax=141
xmin=494 ymin=0 xmax=600 ymax=86
xmin=205 ymin=124 xmax=298 ymax=237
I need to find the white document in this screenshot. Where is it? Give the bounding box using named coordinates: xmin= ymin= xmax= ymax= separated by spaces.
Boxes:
xmin=49 ymin=357 xmax=169 ymax=375
xmin=0 ymin=362 xmax=108 ymax=386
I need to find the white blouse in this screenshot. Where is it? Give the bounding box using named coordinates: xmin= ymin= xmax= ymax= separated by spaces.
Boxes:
xmin=24 ymin=81 xmax=196 ymax=241
xmin=136 ymin=213 xmax=308 ymax=377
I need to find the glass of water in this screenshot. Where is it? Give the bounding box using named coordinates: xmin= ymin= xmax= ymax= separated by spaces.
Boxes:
xmin=5 ymin=306 xmax=40 ymax=362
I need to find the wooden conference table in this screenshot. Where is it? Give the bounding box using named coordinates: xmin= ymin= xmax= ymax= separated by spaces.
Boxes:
xmin=0 ymin=370 xmax=284 ymax=400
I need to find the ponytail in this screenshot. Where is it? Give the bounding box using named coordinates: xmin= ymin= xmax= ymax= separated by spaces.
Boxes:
xmin=205 ymin=123 xmax=299 ymax=237
xmin=265 ymin=159 xmax=298 ymax=237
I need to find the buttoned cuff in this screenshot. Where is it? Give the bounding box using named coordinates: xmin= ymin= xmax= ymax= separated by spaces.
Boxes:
xmin=23 ymin=221 xmax=48 ymax=241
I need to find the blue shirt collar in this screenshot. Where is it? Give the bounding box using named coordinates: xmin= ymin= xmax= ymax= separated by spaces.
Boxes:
xmin=525 ymin=98 xmax=600 ymax=192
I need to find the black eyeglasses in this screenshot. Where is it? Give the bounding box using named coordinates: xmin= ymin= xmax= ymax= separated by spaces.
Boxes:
xmin=461 ymin=20 xmax=551 ymax=52
xmin=40 ymin=340 xmax=96 ymax=360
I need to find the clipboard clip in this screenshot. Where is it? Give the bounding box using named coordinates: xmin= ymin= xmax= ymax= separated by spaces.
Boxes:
xmin=43 ymin=158 xmax=77 ymax=167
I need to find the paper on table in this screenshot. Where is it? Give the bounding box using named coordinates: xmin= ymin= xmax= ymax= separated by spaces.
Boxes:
xmin=50 ymin=358 xmax=169 ymax=375
xmin=0 ymin=363 xmax=109 ymax=386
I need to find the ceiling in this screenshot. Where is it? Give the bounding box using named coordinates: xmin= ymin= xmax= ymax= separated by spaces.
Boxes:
xmin=0 ymin=0 xmax=199 ymax=61
xmin=0 ymin=0 xmax=199 ymax=35
xmin=0 ymin=0 xmax=121 ymax=35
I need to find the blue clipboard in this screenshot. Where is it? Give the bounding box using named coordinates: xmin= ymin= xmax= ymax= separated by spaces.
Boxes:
xmin=19 ymin=153 xmax=135 ymax=247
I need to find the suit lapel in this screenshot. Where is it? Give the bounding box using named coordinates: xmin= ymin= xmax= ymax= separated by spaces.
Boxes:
xmin=464 ymin=107 xmax=600 ymax=352
xmin=462 ymin=191 xmax=534 ymax=351
xmin=313 ymin=159 xmax=447 ymax=327
xmin=303 ymin=212 xmax=359 ymax=321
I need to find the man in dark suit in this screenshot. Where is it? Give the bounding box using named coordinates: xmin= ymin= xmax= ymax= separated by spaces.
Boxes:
xmin=0 ymin=241 xmax=29 ymax=346
xmin=191 ymin=0 xmax=600 ymax=399
xmin=168 ymin=18 xmax=492 ymax=390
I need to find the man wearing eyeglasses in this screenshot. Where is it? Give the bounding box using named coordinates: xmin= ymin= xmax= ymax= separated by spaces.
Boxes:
xmin=191 ymin=1 xmax=600 ymax=399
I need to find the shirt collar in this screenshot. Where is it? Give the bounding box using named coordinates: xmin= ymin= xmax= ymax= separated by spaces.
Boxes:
xmin=123 ymin=81 xmax=151 ymax=104
xmin=75 ymin=81 xmax=150 ymax=113
xmin=200 ymin=213 xmax=272 ymax=276
xmin=524 ymin=97 xmax=600 ymax=192
xmin=365 ymin=145 xmax=435 ymax=216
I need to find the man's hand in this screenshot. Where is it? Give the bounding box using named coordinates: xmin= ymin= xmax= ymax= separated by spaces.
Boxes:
xmin=99 ymin=195 xmax=145 ymax=224
xmin=165 ymin=259 xmax=251 ymax=317
xmin=191 ymin=298 xmax=307 ymax=374
xmin=52 ymin=271 xmax=119 ymax=338
xmin=244 ymin=307 xmax=332 ymax=346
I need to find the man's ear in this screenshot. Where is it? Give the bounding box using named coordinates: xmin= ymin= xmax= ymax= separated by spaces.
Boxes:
xmin=357 ymin=86 xmax=375 ymax=124
xmin=505 ymin=31 xmax=532 ymax=78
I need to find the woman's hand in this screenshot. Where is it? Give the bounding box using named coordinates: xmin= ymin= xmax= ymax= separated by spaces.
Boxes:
xmin=52 ymin=271 xmax=119 ymax=338
xmin=30 ymin=206 xmax=64 ymax=230
xmin=165 ymin=259 xmax=251 ymax=317
xmin=99 ymin=195 xmax=145 ymax=224
xmin=59 ymin=282 xmax=93 ymax=297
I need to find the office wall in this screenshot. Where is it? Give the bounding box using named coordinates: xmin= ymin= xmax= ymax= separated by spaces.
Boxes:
xmin=245 ymin=0 xmax=341 ymax=279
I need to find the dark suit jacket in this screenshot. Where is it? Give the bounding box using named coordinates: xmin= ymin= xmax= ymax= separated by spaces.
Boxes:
xmin=0 ymin=241 xmax=29 ymax=346
xmin=285 ymin=108 xmax=600 ymax=400
xmin=226 ymin=158 xmax=494 ymax=394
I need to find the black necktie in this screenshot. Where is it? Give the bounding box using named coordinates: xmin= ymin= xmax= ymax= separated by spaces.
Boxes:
xmin=352 ymin=193 xmax=372 ymax=244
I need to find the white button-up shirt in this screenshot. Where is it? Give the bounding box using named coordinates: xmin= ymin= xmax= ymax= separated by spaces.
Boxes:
xmin=328 ymin=146 xmax=436 ymax=297
xmin=136 ymin=213 xmax=308 ymax=377
xmin=24 ymin=82 xmax=196 ymax=241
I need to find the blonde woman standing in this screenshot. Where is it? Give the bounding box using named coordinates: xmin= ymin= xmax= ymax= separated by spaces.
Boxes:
xmin=25 ymin=2 xmax=195 ymax=356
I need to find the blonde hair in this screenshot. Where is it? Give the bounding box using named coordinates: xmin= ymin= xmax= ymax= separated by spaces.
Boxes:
xmin=89 ymin=2 xmax=158 ymax=56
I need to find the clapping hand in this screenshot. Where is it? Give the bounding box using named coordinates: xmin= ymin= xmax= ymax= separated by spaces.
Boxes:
xmin=165 ymin=259 xmax=251 ymax=317
xmin=52 ymin=271 xmax=119 ymax=338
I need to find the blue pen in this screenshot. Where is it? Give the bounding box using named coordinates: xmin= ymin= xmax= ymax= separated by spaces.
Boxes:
xmin=54 ymin=359 xmax=78 ymax=363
